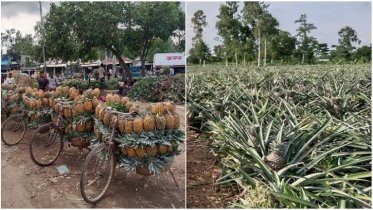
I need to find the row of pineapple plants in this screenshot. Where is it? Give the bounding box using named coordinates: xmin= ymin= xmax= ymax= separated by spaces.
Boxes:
xmin=187 ymin=65 xmax=371 ymax=208
xmin=93 ymin=100 xmax=184 ymax=175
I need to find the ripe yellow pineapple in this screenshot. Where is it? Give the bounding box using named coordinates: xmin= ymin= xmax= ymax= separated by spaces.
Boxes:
xmin=125 ymin=118 xmax=134 ymax=134
xmin=125 ymin=101 xmax=133 ymax=110
xmin=92 ymin=97 xmax=99 ymax=109
xmin=37 ymin=100 xmax=42 ymax=108
xmin=95 ymin=103 xmax=103 ymax=117
xmin=62 ymin=86 xmax=69 ymax=94
xmin=144 ymin=115 xmax=155 ymax=131
xmin=73 ymin=95 xmax=81 ymax=103
xmin=77 ymin=122 xmax=85 ymax=132
xmin=55 ymin=86 xmax=62 ymax=95
xmin=70 ymin=89 xmax=78 ymax=99
xmin=155 ymin=113 xmax=166 ymax=130
xmin=77 ymin=103 xmax=85 ymax=113
xmin=42 ymin=98 xmax=49 ymax=106
xmin=133 ymin=117 xmax=144 ymax=133
xmin=92 ymin=88 xmax=100 ymax=98
xmin=84 ymin=89 xmax=94 ymax=99
xmin=165 ymin=102 xmax=175 ymax=113
xmin=103 ymin=112 xmax=110 ymax=125
xmin=84 ymin=99 xmax=93 ymax=111
xmin=99 ymin=107 xmax=106 ymax=121
xmin=127 ymin=147 xmax=136 ymax=157
xmin=94 ymin=124 xmax=102 ymax=139
xmin=173 ymin=113 xmax=180 ymax=128
xmin=54 ymin=103 xmax=61 ymax=113
xmin=152 ymin=103 xmax=165 ymax=115
xmin=146 ymin=146 xmax=157 ymax=157
xmin=129 ymin=105 xmax=139 ymax=112
xmin=121 ymin=147 xmax=128 ymax=156
xmin=164 ymin=114 xmax=174 ymax=130
xmin=110 ymin=116 xmax=117 ymax=128
xmin=118 ymin=116 xmax=125 ymax=132
xmin=106 ymin=94 xmax=114 ymax=102
xmin=72 ymin=105 xmax=78 ymax=117
xmin=121 ymin=97 xmax=129 ymax=105
xmin=65 ymin=124 xmax=72 ymax=134
xmin=113 ymin=94 xmax=120 ymax=103
xmin=64 ymin=108 xmax=71 ymax=118
xmin=135 ymin=146 xmax=146 ymax=158
xmin=49 ymin=98 xmax=54 ymax=108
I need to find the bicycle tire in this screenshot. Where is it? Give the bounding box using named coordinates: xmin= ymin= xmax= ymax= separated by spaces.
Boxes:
xmin=29 ymin=124 xmax=63 ymax=166
xmin=1 ymin=114 xmax=26 ymax=146
xmin=80 ymin=143 xmax=115 ymax=204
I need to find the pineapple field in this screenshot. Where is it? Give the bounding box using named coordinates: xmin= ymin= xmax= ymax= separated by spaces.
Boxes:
xmin=187 ymin=65 xmax=371 ymax=208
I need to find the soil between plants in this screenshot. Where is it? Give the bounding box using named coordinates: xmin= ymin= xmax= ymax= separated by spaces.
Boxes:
xmin=1 ymin=102 xmax=186 ymax=208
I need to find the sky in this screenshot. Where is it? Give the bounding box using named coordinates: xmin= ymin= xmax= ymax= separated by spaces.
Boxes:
xmin=186 ymin=1 xmax=372 ymax=55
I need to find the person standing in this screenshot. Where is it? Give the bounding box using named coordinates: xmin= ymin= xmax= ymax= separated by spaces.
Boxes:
xmin=48 ymin=72 xmax=59 ymax=91
xmin=4 ymin=73 xmax=15 ymax=84
xmin=98 ymin=64 xmax=105 ymax=89
xmin=169 ymin=66 xmax=174 ymax=76
xmin=37 ymin=71 xmax=49 ymax=92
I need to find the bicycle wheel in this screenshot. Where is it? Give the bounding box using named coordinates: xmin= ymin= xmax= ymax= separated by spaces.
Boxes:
xmin=1 ymin=114 xmax=26 ymax=146
xmin=80 ymin=143 xmax=115 ymax=204
xmin=29 ymin=124 xmax=63 ymax=166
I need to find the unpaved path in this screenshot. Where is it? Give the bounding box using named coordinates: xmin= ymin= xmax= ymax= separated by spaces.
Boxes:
xmin=1 ymin=103 xmax=186 ymax=208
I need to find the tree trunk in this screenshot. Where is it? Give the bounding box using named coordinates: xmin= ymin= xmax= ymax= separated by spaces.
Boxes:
xmin=203 ymin=60 xmax=205 ymax=67
xmin=115 ymin=52 xmax=133 ymax=82
xmin=258 ymin=29 xmax=261 ymax=67
xmin=225 ymin=56 xmax=228 ymax=67
xmin=244 ymin=54 xmax=246 ymax=67
xmin=264 ymin=38 xmax=267 ymax=67
xmin=141 ymin=57 xmax=146 ymax=77
xmin=199 ymin=59 xmax=201 ymax=65
xmin=302 ymin=52 xmax=305 ymax=64
xmin=235 ymin=51 xmax=238 ymax=67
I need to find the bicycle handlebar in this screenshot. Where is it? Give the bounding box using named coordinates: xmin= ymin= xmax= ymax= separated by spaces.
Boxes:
xmin=106 ymin=107 xmax=139 ymax=117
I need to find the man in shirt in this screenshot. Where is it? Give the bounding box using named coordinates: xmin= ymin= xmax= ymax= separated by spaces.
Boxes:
xmin=98 ymin=64 xmax=105 ymax=89
xmin=38 ymin=71 xmax=49 ymax=92
xmin=169 ymin=66 xmax=174 ymax=76
xmin=4 ymin=73 xmax=15 ymax=85
xmin=48 ymin=72 xmax=59 ymax=91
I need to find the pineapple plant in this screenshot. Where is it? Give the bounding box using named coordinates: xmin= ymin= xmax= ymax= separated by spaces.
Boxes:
xmin=133 ymin=117 xmax=144 ymax=133
xmin=144 ymin=115 xmax=155 ymax=131
xmin=135 ymin=145 xmax=146 ymax=158
xmin=155 ymin=113 xmax=166 ymax=130
xmin=146 ymin=146 xmax=157 ymax=157
xmin=164 ymin=114 xmax=174 ymax=130
xmin=264 ymin=141 xmax=286 ymax=171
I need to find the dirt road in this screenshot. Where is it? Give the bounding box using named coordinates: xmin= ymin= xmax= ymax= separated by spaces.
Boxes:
xmin=1 ymin=103 xmax=186 ymax=208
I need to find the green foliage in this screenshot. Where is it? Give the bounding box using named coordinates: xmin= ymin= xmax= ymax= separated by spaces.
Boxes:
xmin=127 ymin=76 xmax=162 ymax=101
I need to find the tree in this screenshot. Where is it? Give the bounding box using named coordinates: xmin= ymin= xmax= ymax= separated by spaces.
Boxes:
xmin=191 ymin=10 xmax=207 ymax=43
xmin=353 ymin=45 xmax=371 ymax=63
xmin=43 ymin=2 xmax=184 ymax=81
xmin=217 ymin=1 xmax=250 ymax=66
xmin=333 ymin=26 xmax=361 ymax=61
xmin=188 ymin=38 xmax=211 ymax=64
xmin=147 ymin=38 xmax=175 ymax=62
xmin=242 ymin=1 xmax=270 ymax=67
xmin=260 ymin=12 xmax=279 ymax=66
xmin=315 ymin=43 xmax=330 ymax=58
xmin=269 ymin=30 xmax=297 ymax=62
xmin=294 ymin=14 xmax=317 ymax=64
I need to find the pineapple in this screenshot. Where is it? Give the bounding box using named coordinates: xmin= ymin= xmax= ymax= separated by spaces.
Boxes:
xmin=37 ymin=100 xmax=42 ymax=108
xmin=152 ymin=103 xmax=165 ymax=115
xmin=265 ymin=141 xmax=286 ymax=170
xmin=120 ymin=97 xmax=129 ymax=105
xmin=54 ymin=103 xmax=61 ymax=113
xmin=62 ymin=86 xmax=69 ymax=94
xmin=164 ymin=114 xmax=174 ymax=130
xmin=146 ymin=146 xmax=157 ymax=157
xmin=110 ymin=116 xmax=117 ymax=128
xmin=173 ymin=113 xmax=180 ymax=128
xmin=129 ymin=105 xmax=139 ymax=113
xmin=65 ymin=124 xmax=72 ymax=134
xmin=113 ymin=94 xmax=120 ymax=103
xmin=103 ymin=112 xmax=111 ymax=125
xmin=157 ymin=144 xmax=167 ymax=154
xmin=118 ymin=116 xmax=125 ymax=132
xmin=121 ymin=147 xmax=128 ymax=156
xmin=155 ymin=113 xmax=166 ymax=130
xmin=92 ymin=97 xmax=99 ymax=109
xmin=144 ymin=115 xmax=155 ymax=131
xmin=247 ymin=134 xmax=259 ymax=147
xmin=146 ymin=104 xmax=153 ymax=112
xmin=77 ymin=122 xmax=85 ymax=132
xmin=85 ymin=120 xmax=93 ymax=131
xmin=37 ymin=90 xmax=45 ymax=99
xmin=95 ymin=103 xmax=103 ymax=117
xmin=84 ymin=89 xmax=94 ymax=99
xmin=84 ymin=99 xmax=93 ymax=111
xmin=49 ymin=98 xmax=54 ymax=108
xmin=63 ymin=108 xmax=71 ymax=118
xmin=77 ymin=103 xmax=85 ymax=114
xmin=55 ymin=86 xmax=62 ymax=95
xmin=72 ymin=106 xmax=78 ymax=117
xmin=94 ymin=124 xmax=102 ymax=139
xmin=124 ymin=118 xmax=134 ymax=134
xmin=127 ymin=147 xmax=136 ymax=157
xmin=92 ymin=88 xmax=100 ymax=98
xmin=42 ymin=98 xmax=49 ymax=106
xmin=135 ymin=145 xmax=146 ymax=158
xmin=165 ymin=102 xmax=175 ymax=113
xmin=125 ymin=101 xmax=133 ymax=110
xmin=106 ymin=94 xmax=114 ymax=102
xmin=99 ymin=107 xmax=106 ymax=121
xmin=133 ymin=117 xmax=144 ymax=133
xmin=332 ymin=97 xmax=344 ymax=111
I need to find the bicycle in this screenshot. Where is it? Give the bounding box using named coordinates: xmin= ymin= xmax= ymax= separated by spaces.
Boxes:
xmin=1 ymin=95 xmax=34 ymax=146
xmin=29 ymin=98 xmax=76 ymax=166
xmin=80 ymin=107 xmax=180 ymax=203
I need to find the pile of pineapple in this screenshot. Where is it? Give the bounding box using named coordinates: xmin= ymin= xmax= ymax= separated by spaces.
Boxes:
xmin=1 ymin=84 xmax=25 ymax=115
xmin=23 ymin=87 xmax=54 ymax=129
xmin=94 ymin=98 xmax=184 ymax=175
xmin=50 ymin=86 xmax=101 ymax=148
